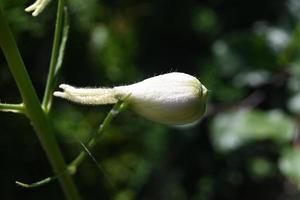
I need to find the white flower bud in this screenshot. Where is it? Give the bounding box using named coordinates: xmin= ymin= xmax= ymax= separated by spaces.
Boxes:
xmin=54 ymin=72 xmax=208 ymax=125
xmin=25 ymin=0 xmax=51 ymax=16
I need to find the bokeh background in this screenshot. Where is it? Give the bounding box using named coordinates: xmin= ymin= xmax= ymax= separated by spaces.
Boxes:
xmin=1 ymin=0 xmax=300 ymax=199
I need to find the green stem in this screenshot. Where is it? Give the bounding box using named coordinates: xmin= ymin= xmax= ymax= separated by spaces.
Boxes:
xmin=42 ymin=0 xmax=65 ymax=112
xmin=15 ymin=99 xmax=128 ymax=188
xmin=0 ymin=8 xmax=81 ymax=200
xmin=0 ymin=103 xmax=25 ymax=113
xmin=69 ymin=99 xmax=128 ymax=173
xmin=54 ymin=8 xmax=69 ymax=75
xmin=16 ymin=177 xmax=55 ymax=188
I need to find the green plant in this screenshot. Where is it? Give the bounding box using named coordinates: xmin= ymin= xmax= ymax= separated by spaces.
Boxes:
xmin=0 ymin=0 xmax=130 ymax=199
xmin=0 ymin=1 xmax=209 ymax=198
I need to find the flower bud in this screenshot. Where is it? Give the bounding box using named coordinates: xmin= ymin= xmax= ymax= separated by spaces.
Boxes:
xmin=54 ymin=72 xmax=208 ymax=125
xmin=25 ymin=0 xmax=51 ymax=16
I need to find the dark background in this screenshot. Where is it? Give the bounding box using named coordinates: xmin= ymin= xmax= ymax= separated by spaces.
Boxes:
xmin=1 ymin=0 xmax=300 ymax=199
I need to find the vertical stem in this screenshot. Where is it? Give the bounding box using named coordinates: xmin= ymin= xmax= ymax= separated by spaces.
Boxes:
xmin=0 ymin=8 xmax=81 ymax=200
xmin=42 ymin=0 xmax=65 ymax=112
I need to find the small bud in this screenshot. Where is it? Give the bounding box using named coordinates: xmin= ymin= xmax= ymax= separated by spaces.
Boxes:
xmin=54 ymin=72 xmax=208 ymax=125
xmin=25 ymin=0 xmax=51 ymax=16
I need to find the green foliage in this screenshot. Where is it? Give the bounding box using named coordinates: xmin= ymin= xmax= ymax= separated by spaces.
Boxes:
xmin=2 ymin=0 xmax=300 ymax=199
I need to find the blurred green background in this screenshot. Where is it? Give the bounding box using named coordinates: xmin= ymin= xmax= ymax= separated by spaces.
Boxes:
xmin=1 ymin=0 xmax=300 ymax=199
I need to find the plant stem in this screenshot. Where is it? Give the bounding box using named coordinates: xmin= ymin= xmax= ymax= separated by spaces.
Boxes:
xmin=16 ymin=177 xmax=55 ymax=188
xmin=69 ymin=99 xmax=128 ymax=173
xmin=54 ymin=9 xmax=69 ymax=76
xmin=15 ymin=100 xmax=128 ymax=188
xmin=42 ymin=0 xmax=65 ymax=112
xmin=0 ymin=8 xmax=81 ymax=200
xmin=0 ymin=103 xmax=25 ymax=113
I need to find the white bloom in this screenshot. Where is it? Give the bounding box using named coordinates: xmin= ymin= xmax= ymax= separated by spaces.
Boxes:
xmin=54 ymin=72 xmax=208 ymax=125
xmin=25 ymin=0 xmax=51 ymax=16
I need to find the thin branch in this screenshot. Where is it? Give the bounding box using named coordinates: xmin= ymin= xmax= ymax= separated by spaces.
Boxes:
xmin=68 ymin=97 xmax=130 ymax=174
xmin=0 ymin=6 xmax=81 ymax=200
xmin=16 ymin=177 xmax=56 ymax=188
xmin=42 ymin=0 xmax=68 ymax=112
xmin=55 ymin=8 xmax=69 ymax=75
xmin=14 ymin=98 xmax=129 ymax=188
xmin=0 ymin=103 xmax=25 ymax=114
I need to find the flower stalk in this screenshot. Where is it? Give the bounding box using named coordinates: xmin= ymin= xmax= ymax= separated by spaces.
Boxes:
xmin=68 ymin=98 xmax=129 ymax=173
xmin=42 ymin=0 xmax=68 ymax=112
xmin=0 ymin=7 xmax=81 ymax=200
xmin=15 ymin=98 xmax=128 ymax=188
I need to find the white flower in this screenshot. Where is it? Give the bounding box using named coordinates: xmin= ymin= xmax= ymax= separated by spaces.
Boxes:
xmin=25 ymin=0 xmax=51 ymax=16
xmin=54 ymin=72 xmax=208 ymax=125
